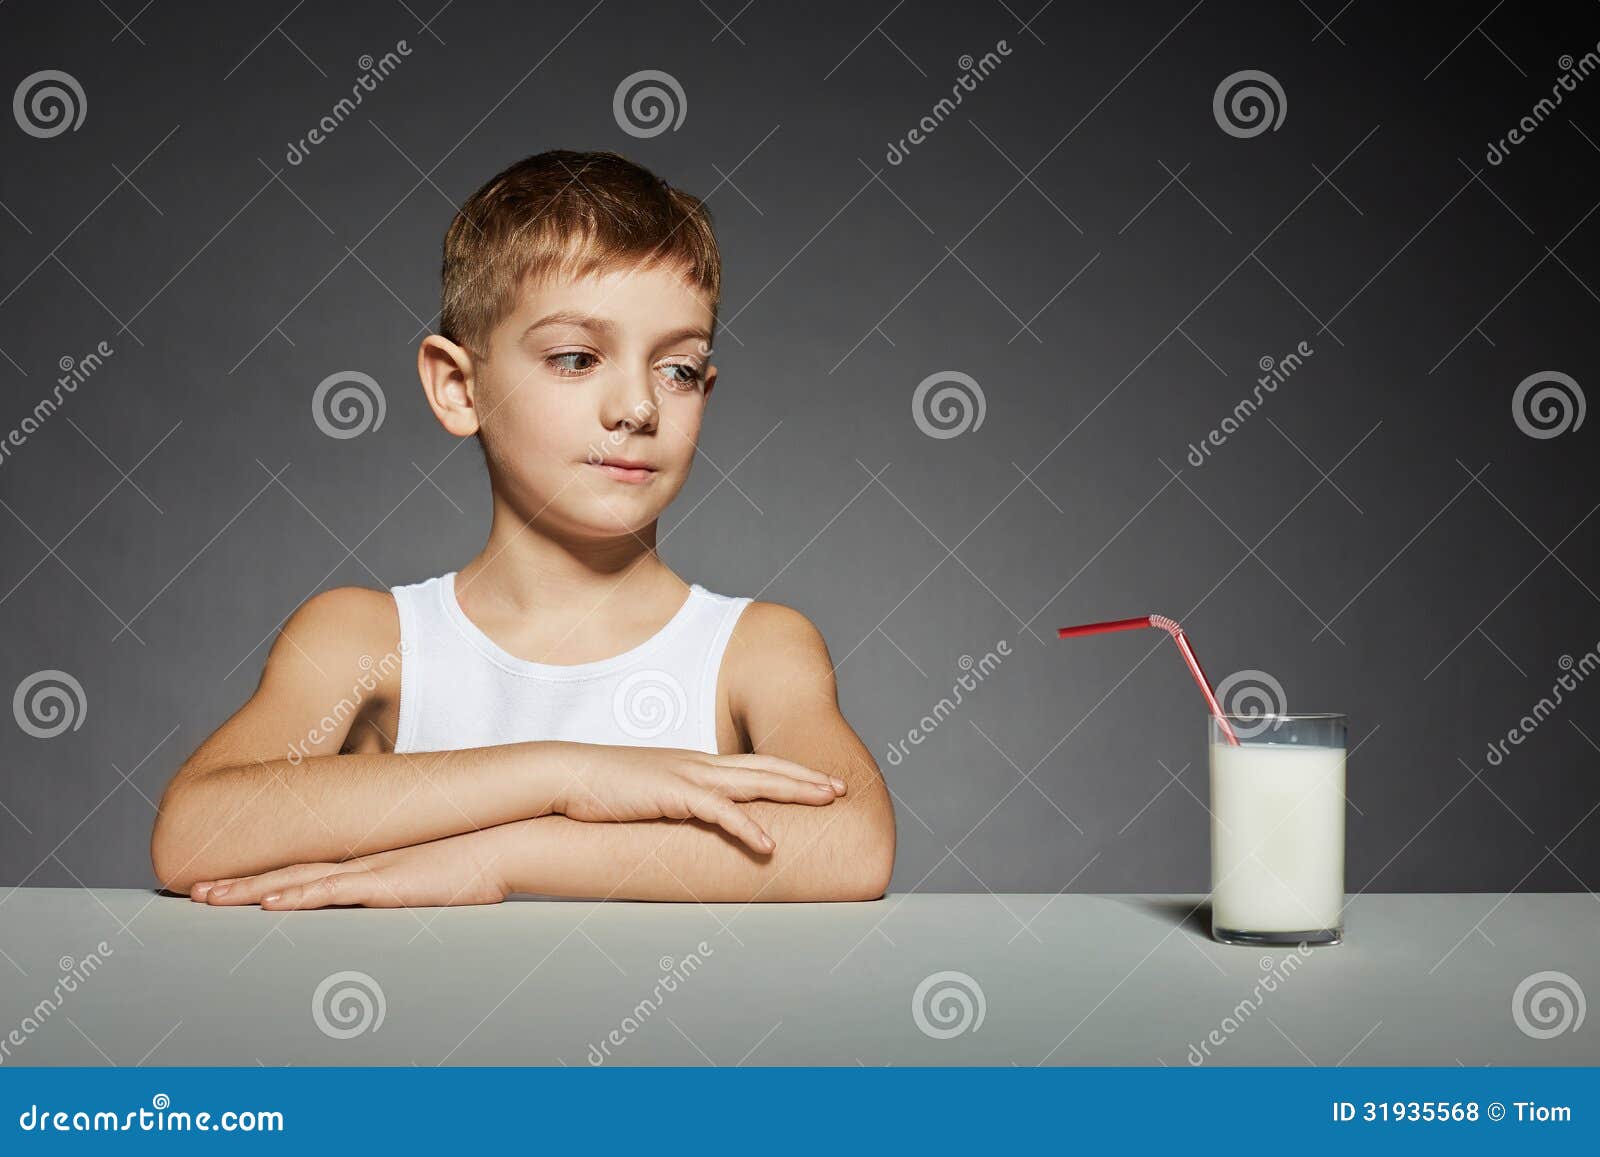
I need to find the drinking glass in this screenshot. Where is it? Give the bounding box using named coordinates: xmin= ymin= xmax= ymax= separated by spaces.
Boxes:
xmin=1208 ymin=713 xmax=1347 ymax=946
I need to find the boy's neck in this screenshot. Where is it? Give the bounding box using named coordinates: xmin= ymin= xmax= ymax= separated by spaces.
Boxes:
xmin=455 ymin=492 xmax=680 ymax=616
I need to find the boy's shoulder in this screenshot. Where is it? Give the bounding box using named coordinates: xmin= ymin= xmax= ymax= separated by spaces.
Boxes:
xmin=284 ymin=585 xmax=398 ymax=644
xmin=267 ymin=586 xmax=400 ymax=686
xmin=724 ymin=599 xmax=838 ymax=718
xmin=729 ymin=598 xmax=825 ymax=645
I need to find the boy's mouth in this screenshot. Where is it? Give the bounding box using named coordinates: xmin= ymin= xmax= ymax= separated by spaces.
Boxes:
xmin=586 ymin=457 xmax=658 ymax=484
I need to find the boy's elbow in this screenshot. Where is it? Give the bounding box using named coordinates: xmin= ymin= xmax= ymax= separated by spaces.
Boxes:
xmin=150 ymin=842 xmax=190 ymax=895
xmin=817 ymin=810 xmax=896 ymax=902
xmin=831 ymin=864 xmax=890 ymax=902
xmin=150 ymin=829 xmax=193 ymax=895
xmin=855 ymin=786 xmax=897 ymax=899
xmin=149 ymin=785 xmax=203 ymax=894
xmin=848 ymin=830 xmax=896 ymax=901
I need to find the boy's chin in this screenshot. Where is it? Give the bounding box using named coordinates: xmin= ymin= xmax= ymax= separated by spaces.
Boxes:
xmin=557 ymin=501 xmax=665 ymax=540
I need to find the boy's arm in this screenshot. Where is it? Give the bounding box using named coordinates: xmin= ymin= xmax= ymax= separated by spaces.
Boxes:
xmin=149 ymin=588 xmax=567 ymax=892
xmin=221 ymin=601 xmax=897 ymax=907
xmin=495 ymin=602 xmax=896 ymax=902
xmin=155 ymin=590 xmax=847 ymax=895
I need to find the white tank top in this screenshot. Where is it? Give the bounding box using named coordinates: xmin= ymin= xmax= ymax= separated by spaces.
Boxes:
xmin=389 ymin=573 xmax=752 ymax=755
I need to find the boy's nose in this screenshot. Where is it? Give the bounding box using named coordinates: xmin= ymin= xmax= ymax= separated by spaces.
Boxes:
xmin=601 ymin=370 xmax=659 ymax=433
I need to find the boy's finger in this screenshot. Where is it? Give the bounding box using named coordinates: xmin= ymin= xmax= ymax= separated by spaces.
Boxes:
xmin=719 ymin=770 xmax=837 ymax=806
xmin=689 ymin=790 xmax=774 ymax=854
xmin=720 ymin=755 xmax=832 ymax=784
xmin=260 ymin=871 xmax=367 ymax=910
xmin=205 ymin=863 xmax=339 ymax=905
xmin=715 ymin=753 xmax=842 ymax=792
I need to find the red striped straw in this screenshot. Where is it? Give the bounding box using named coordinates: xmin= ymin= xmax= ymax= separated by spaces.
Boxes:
xmin=1057 ymin=615 xmax=1240 ymax=746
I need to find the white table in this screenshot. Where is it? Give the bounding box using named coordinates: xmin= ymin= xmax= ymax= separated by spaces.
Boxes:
xmin=0 ymin=888 xmax=1593 ymax=1066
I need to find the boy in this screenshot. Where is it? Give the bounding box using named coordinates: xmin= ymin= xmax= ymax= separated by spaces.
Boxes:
xmin=149 ymin=150 xmax=896 ymax=908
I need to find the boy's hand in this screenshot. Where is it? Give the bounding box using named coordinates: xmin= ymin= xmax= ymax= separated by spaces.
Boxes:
xmin=191 ymin=832 xmax=510 ymax=910
xmin=555 ymin=745 xmax=847 ymax=853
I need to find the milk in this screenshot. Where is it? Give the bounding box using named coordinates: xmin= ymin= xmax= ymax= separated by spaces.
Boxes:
xmin=1209 ymin=741 xmax=1345 ymax=939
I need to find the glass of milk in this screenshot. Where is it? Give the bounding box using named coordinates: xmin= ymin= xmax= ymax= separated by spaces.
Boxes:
xmin=1208 ymin=714 xmax=1347 ymax=946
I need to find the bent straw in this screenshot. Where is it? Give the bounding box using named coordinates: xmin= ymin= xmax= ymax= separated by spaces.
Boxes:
xmin=1057 ymin=614 xmax=1240 ymax=746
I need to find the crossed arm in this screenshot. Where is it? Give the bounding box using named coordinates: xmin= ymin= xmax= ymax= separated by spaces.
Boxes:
xmin=399 ymin=682 xmax=892 ymax=906
xmin=150 ymin=590 xmax=896 ymax=904
xmin=494 ymin=612 xmax=898 ymax=903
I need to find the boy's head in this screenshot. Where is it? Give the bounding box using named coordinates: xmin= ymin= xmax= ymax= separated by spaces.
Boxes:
xmin=419 ymin=149 xmax=722 ymax=541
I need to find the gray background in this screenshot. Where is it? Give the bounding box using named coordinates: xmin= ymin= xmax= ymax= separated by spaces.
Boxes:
xmin=1 ymin=0 xmax=1596 ymax=898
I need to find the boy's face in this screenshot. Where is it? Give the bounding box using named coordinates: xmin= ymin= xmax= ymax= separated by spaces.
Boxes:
xmin=445 ymin=262 xmax=717 ymax=540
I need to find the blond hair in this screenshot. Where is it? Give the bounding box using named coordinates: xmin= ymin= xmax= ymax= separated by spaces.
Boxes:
xmin=440 ymin=150 xmax=721 ymax=359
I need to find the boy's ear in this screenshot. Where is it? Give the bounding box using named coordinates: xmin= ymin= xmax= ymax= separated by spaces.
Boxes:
xmin=417 ymin=334 xmax=479 ymax=437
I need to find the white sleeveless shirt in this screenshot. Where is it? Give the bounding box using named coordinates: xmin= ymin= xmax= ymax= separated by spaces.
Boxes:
xmin=389 ymin=573 xmax=752 ymax=755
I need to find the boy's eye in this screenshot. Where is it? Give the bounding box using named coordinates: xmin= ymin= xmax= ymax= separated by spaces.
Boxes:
xmin=544 ymin=352 xmax=705 ymax=390
xmin=658 ymin=362 xmax=706 ymax=391
xmin=547 ymin=351 xmax=598 ymax=375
